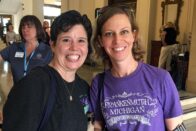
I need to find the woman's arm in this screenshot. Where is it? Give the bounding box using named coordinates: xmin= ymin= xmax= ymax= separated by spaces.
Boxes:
xmin=165 ymin=115 xmax=183 ymax=131
xmin=94 ymin=121 xmax=104 ymax=131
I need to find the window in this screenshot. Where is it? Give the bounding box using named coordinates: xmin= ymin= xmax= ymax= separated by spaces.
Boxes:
xmin=44 ymin=5 xmax=61 ymax=17
xmin=43 ymin=4 xmax=61 ymax=26
xmin=0 ymin=15 xmax=12 ymax=34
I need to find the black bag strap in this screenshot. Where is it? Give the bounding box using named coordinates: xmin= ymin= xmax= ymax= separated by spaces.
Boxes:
xmin=97 ymin=72 xmax=108 ymax=131
xmin=97 ymin=72 xmax=105 ymax=98
xmin=97 ymin=72 xmax=104 ymax=118
xmin=37 ymin=66 xmax=57 ymax=131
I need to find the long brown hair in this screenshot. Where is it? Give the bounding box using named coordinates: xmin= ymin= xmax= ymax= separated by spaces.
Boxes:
xmin=93 ymin=5 xmax=144 ymax=68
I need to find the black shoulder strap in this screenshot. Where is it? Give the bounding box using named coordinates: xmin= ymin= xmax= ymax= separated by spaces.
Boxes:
xmin=98 ymin=72 xmax=105 ymax=95
xmin=37 ymin=66 xmax=57 ymax=131
xmin=97 ymin=72 xmax=108 ymax=129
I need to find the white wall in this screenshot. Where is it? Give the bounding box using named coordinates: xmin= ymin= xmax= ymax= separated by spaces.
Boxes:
xmin=13 ymin=8 xmax=22 ymax=34
xmin=12 ymin=0 xmax=44 ymax=34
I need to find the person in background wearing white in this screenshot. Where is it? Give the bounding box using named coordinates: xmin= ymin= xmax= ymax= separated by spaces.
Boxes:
xmin=5 ymin=24 xmax=17 ymax=46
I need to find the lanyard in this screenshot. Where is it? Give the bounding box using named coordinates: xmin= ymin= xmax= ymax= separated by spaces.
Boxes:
xmin=23 ymin=43 xmax=39 ymax=76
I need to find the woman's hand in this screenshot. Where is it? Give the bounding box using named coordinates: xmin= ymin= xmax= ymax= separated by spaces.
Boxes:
xmin=165 ymin=115 xmax=183 ymax=131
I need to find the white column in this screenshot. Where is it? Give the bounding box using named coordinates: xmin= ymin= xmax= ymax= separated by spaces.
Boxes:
xmin=21 ymin=0 xmax=44 ymax=22
xmin=32 ymin=0 xmax=44 ymax=22
xmin=22 ymin=0 xmax=33 ymax=16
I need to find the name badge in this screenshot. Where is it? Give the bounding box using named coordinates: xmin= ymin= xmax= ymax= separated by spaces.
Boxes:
xmin=15 ymin=52 xmax=24 ymax=58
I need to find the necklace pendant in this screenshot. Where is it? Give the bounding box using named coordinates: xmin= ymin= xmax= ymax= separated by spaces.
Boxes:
xmin=70 ymin=96 xmax=73 ymax=101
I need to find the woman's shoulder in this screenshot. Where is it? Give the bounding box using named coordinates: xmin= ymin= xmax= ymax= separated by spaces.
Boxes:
xmin=23 ymin=66 xmax=51 ymax=82
xmin=139 ymin=62 xmax=169 ymax=79
xmin=10 ymin=42 xmax=23 ymax=47
xmin=76 ymin=74 xmax=90 ymax=88
xmin=1 ymin=42 xmax=23 ymax=51
xmin=38 ymin=42 xmax=52 ymax=53
xmin=91 ymin=71 xmax=106 ymax=89
xmin=39 ymin=42 xmax=50 ymax=48
xmin=11 ymin=66 xmax=51 ymax=96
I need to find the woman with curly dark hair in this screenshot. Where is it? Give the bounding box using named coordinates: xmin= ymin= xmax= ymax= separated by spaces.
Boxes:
xmin=3 ymin=10 xmax=92 ymax=131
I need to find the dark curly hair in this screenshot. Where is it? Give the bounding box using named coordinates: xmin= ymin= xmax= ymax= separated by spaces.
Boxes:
xmin=50 ymin=10 xmax=92 ymax=48
xmin=93 ymin=5 xmax=144 ymax=68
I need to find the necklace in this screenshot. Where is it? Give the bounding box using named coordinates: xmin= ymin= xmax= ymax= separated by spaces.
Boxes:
xmin=64 ymin=81 xmax=75 ymax=101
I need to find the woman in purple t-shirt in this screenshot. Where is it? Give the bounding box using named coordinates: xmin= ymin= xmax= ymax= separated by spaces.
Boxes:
xmin=90 ymin=5 xmax=184 ymax=131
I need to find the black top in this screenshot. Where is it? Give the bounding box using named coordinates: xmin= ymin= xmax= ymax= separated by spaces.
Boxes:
xmin=3 ymin=65 xmax=90 ymax=131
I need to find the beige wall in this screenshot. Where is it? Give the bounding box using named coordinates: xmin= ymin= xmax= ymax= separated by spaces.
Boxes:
xmin=136 ymin=0 xmax=151 ymax=62
xmin=154 ymin=0 xmax=163 ymax=40
xmin=22 ymin=0 xmax=33 ymax=16
xmin=79 ymin=0 xmax=95 ymax=24
xmin=33 ymin=0 xmax=44 ymax=22
xmin=186 ymin=0 xmax=196 ymax=93
xmin=13 ymin=0 xmax=44 ymax=33
xmin=61 ymin=0 xmax=94 ymax=24
xmin=61 ymin=0 xmax=107 ymax=26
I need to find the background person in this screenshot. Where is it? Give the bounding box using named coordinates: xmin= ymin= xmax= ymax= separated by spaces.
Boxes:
xmin=90 ymin=5 xmax=184 ymax=131
xmin=5 ymin=24 xmax=17 ymax=46
xmin=158 ymin=23 xmax=178 ymax=73
xmin=42 ymin=20 xmax=50 ymax=45
xmin=0 ymin=15 xmax=52 ymax=84
xmin=3 ymin=10 xmax=92 ymax=131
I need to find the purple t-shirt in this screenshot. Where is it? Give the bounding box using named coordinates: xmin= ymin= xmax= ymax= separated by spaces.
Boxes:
xmin=90 ymin=62 xmax=182 ymax=131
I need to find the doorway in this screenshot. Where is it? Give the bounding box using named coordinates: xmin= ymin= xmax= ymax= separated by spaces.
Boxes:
xmin=0 ymin=15 xmax=12 ymax=43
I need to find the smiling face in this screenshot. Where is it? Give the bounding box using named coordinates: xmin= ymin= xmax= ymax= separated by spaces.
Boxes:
xmin=51 ymin=24 xmax=88 ymax=72
xmin=100 ymin=14 xmax=135 ymax=64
